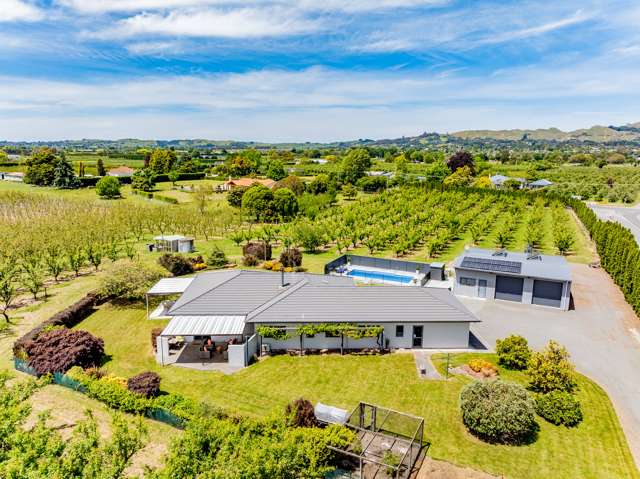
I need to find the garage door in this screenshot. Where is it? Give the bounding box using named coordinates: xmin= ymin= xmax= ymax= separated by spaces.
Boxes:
xmin=495 ymin=276 xmax=524 ymax=302
xmin=532 ymin=280 xmax=563 ymax=308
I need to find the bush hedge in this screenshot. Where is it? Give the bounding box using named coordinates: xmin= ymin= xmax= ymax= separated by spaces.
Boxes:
xmin=460 ymin=380 xmax=537 ymax=445
xmin=496 ymin=335 xmax=531 ymax=370
xmin=535 ymin=390 xmax=583 ymax=427
xmin=24 ymin=329 xmax=105 ymax=376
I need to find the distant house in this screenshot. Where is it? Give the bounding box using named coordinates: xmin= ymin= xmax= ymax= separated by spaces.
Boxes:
xmin=221 ymin=178 xmax=276 ymax=191
xmin=528 ymin=179 xmax=553 ymax=189
xmin=107 ymin=166 xmax=135 ymax=177
xmin=489 ymin=175 xmax=526 ymax=189
xmin=366 ymin=171 xmax=394 ymax=178
xmin=7 ymin=154 xmax=20 ymax=161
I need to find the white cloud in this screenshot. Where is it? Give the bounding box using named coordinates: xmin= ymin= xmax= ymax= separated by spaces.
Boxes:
xmin=58 ymin=0 xmax=447 ymax=14
xmin=475 ymin=9 xmax=591 ymax=45
xmin=94 ymin=7 xmax=326 ymax=39
xmin=1 ymin=57 xmax=639 ymax=141
xmin=0 ymin=0 xmax=44 ymax=22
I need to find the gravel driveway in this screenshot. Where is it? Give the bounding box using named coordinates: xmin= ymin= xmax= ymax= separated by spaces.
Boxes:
xmin=459 ymin=264 xmax=640 ymax=467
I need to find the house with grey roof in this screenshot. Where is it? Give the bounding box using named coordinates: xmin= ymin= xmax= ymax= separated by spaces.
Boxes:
xmin=452 ymin=248 xmax=572 ymax=310
xmin=152 ymin=270 xmax=480 ymax=370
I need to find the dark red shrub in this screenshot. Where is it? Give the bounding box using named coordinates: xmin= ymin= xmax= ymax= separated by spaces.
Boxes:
xmin=158 ymin=253 xmax=194 ymax=276
xmin=127 ymin=371 xmax=161 ymax=398
xmin=242 ymin=241 xmax=272 ymax=260
xmin=242 ymin=254 xmax=259 ymax=267
xmin=279 ymin=248 xmax=303 ymax=267
xmin=285 ymin=398 xmax=319 ymax=427
xmin=24 ymin=329 xmax=104 ymax=376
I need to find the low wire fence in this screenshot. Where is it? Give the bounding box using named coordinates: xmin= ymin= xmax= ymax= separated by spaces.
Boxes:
xmin=13 ymin=358 xmax=185 ymax=429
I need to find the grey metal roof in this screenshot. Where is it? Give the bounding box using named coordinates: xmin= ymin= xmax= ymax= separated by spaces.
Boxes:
xmin=529 ymin=179 xmax=553 ymax=186
xmin=153 ymin=235 xmax=192 ymax=241
xmin=161 ymin=315 xmax=245 ymax=336
xmin=453 ymin=248 xmax=572 ymax=282
xmin=167 ymin=270 xmax=479 ymax=325
xmin=168 ymin=270 xmax=351 ymax=316
xmin=246 ymin=283 xmax=480 ymax=324
xmin=147 ymin=277 xmax=194 ymax=295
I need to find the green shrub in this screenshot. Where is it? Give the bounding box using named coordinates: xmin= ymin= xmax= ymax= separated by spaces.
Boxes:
xmin=535 ymin=390 xmax=583 ymax=427
xmin=460 ymin=380 xmax=537 ymax=445
xmin=95 ymin=176 xmax=121 ymax=198
xmin=98 ymin=259 xmax=166 ymax=301
xmin=528 ymin=340 xmax=577 ymax=393
xmin=207 ymin=247 xmax=227 ymax=269
xmin=496 ymin=335 xmax=531 ymax=370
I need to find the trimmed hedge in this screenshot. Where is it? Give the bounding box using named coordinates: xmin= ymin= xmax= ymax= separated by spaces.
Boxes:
xmin=568 ymin=197 xmax=640 ymax=315
xmin=131 ymin=189 xmax=179 ymax=204
xmin=76 ymin=172 xmax=204 ymax=188
xmin=13 ymin=291 xmax=103 ymax=358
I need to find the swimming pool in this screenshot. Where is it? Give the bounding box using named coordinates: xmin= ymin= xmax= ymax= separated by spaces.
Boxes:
xmin=346 ymin=269 xmax=414 ymax=284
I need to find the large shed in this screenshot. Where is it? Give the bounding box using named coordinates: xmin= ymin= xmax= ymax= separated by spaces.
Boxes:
xmin=452 ymin=248 xmax=572 ymax=310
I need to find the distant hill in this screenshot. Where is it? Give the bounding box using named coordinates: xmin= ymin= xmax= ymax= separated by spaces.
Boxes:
xmin=2 ymin=122 xmax=640 ymax=151
xmin=451 ymin=123 xmax=640 ymax=143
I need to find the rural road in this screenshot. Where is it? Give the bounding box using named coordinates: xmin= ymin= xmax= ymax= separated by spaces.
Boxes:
xmin=589 ymin=203 xmax=640 ymax=244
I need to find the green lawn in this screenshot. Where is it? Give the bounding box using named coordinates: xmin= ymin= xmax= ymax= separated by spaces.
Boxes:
xmin=75 ymin=303 xmax=639 ymax=479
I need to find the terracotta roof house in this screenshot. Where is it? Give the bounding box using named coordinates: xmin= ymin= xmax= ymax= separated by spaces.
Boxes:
xmin=107 ymin=166 xmax=136 ymax=177
xmin=222 ymin=178 xmax=276 ymax=191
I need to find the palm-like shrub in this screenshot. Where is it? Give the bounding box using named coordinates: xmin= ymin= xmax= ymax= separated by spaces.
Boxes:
xmin=279 ymin=248 xmax=303 ymax=268
xmin=460 ymin=380 xmax=537 ymax=445
xmin=127 ymin=371 xmax=161 ymax=398
xmin=496 ymin=335 xmax=531 ymax=370
xmin=535 ymin=391 xmax=582 ymax=427
xmin=25 ymin=329 xmax=104 ymax=375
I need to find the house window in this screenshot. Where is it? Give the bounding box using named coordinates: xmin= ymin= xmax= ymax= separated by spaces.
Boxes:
xmin=459 ymin=277 xmax=477 ymax=286
xmin=395 ymin=325 xmax=404 ymax=337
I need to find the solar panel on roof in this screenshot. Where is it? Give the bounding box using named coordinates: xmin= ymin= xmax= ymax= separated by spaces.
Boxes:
xmin=460 ymin=256 xmax=522 ymax=274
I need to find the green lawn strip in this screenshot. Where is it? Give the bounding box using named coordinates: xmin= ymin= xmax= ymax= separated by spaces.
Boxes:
xmin=75 ymin=304 xmax=639 ymax=479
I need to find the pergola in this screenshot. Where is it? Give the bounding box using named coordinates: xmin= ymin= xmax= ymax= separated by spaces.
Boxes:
xmin=145 ymin=277 xmax=194 ymax=319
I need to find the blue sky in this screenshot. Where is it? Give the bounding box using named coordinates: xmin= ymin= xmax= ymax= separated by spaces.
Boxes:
xmin=1 ymin=0 xmax=640 ymax=141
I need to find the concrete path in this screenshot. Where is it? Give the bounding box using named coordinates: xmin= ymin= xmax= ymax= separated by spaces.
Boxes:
xmin=460 ymin=263 xmax=640 ymax=467
xmin=412 ymin=351 xmax=442 ymax=380
xmin=589 ymin=203 xmax=640 ymax=244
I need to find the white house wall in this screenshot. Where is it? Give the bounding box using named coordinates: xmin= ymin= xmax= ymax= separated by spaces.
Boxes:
xmin=258 ymin=321 xmax=471 ymax=350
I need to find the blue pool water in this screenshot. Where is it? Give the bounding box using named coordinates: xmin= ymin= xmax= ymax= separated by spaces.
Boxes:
xmin=347 ymin=269 xmax=414 ymax=284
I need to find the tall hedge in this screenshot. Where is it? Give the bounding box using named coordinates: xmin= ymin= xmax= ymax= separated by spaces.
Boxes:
xmin=569 ymin=198 xmax=640 ymax=315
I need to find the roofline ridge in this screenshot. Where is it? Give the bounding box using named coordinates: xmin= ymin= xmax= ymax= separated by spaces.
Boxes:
xmin=246 ymin=279 xmax=310 ymax=321
xmin=169 ymin=270 xmax=242 ymax=315
xmin=419 ymin=287 xmax=478 ymax=321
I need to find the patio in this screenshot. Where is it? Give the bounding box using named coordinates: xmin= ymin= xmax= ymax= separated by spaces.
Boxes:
xmin=164 ymin=341 xmax=244 ymax=374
